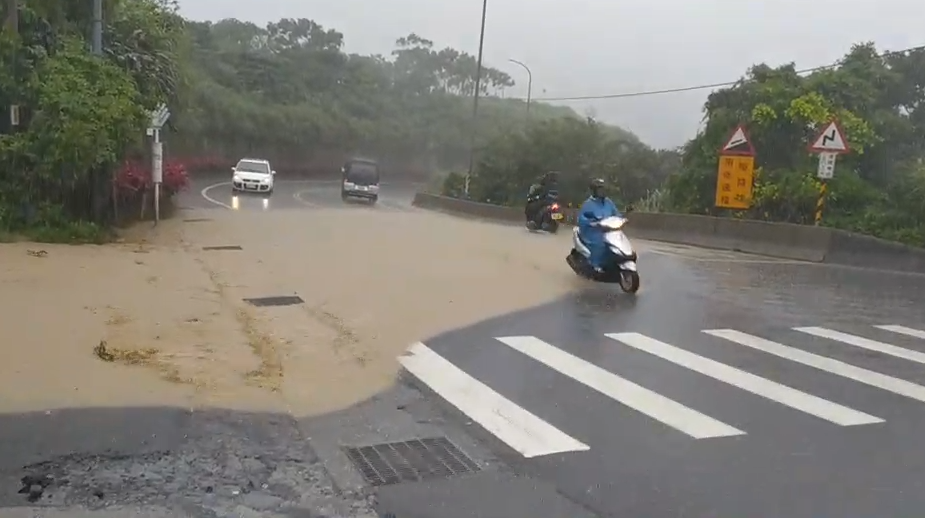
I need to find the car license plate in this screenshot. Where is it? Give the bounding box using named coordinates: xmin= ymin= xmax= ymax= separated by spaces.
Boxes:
xmin=551 ymin=213 xmax=563 ymax=220
xmin=357 ymin=186 xmax=367 ymax=191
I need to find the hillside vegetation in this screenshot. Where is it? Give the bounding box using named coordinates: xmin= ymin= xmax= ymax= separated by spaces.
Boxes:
xmin=0 ymin=0 xmax=645 ymax=238
xmin=457 ymin=43 xmax=925 ymax=246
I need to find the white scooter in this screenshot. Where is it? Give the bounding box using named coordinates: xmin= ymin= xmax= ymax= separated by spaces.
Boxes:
xmin=565 ymin=213 xmax=640 ymax=293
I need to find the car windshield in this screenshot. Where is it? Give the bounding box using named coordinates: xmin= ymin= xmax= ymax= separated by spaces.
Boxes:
xmin=346 ymin=162 xmax=379 ymax=184
xmin=236 ymin=160 xmax=270 ymax=174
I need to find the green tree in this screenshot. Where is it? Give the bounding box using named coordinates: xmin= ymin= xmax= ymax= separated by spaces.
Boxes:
xmin=664 ymin=42 xmax=925 ymax=244
xmin=168 ymin=18 xmax=573 ymax=173
xmin=0 ymin=0 xmax=184 ymax=239
xmin=459 ymin=116 xmax=680 ymax=208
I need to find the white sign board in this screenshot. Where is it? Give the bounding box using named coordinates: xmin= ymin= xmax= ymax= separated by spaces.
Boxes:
xmin=148 ymin=103 xmax=170 ymax=129
xmin=152 ymin=141 xmax=163 ymax=183
xmin=817 ymin=152 xmax=836 ymax=179
xmin=809 ymin=121 xmax=849 ymax=153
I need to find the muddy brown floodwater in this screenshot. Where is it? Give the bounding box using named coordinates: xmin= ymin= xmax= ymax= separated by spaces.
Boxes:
xmin=0 ymin=206 xmax=582 ymax=418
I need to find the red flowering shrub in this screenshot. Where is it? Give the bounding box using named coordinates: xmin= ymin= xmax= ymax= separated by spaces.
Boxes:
xmin=114 ymin=160 xmax=151 ymax=195
xmin=114 ymin=159 xmax=190 ymax=197
xmin=162 ymin=160 xmax=191 ymax=194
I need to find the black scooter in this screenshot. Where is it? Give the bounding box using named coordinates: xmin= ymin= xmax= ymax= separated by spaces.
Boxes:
xmin=525 ymin=193 xmax=562 ymax=233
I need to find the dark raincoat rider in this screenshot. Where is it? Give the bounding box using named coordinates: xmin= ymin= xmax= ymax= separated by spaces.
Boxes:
xmin=525 ymin=172 xmax=557 ymax=221
xmin=577 ymin=178 xmax=621 ymax=272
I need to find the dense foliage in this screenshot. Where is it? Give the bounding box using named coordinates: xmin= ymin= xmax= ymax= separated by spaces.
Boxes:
xmin=450 ymin=116 xmax=679 ymax=207
xmin=0 ymin=2 xmax=590 ymax=238
xmin=0 ymin=0 xmax=187 ymax=240
xmin=170 ymin=21 xmax=583 ymax=174
xmin=665 ymin=43 xmax=925 ymax=245
xmin=458 ymin=43 xmax=925 ymax=246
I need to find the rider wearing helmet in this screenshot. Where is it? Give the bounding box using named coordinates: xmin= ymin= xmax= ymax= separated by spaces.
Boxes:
xmin=577 ymin=178 xmax=621 ymax=272
xmin=525 ymin=171 xmax=559 ymax=222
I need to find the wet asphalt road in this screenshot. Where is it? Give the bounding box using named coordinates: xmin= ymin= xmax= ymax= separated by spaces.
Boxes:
xmin=410 ymin=248 xmax=925 ymax=517
xmin=8 ymin=175 xmax=925 ymax=517
xmin=191 ymin=177 xmax=420 ymax=212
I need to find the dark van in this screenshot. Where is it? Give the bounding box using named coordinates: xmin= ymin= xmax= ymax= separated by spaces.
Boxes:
xmin=341 ymin=158 xmax=380 ymax=204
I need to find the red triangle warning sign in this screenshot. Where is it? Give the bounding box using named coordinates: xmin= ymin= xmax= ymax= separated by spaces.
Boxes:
xmin=808 ymin=121 xmax=850 ymax=154
xmin=719 ymin=124 xmax=755 ymax=156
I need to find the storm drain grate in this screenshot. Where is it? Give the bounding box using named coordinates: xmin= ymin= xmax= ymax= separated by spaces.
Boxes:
xmin=183 ymin=218 xmax=212 ymax=222
xmin=343 ymin=436 xmax=480 ymax=487
xmin=202 ymin=245 xmax=242 ymax=251
xmin=243 ymin=295 xmax=304 ymax=307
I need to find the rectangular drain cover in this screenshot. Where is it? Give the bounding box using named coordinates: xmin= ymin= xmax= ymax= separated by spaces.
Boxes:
xmin=343 ymin=437 xmax=480 ymax=487
xmin=243 ymin=295 xmax=304 ymax=307
xmin=184 ymin=218 xmax=212 ymax=222
xmin=202 ymin=245 xmax=242 ymax=251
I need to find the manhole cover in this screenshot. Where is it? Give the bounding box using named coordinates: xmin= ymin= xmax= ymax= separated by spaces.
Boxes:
xmin=202 ymin=245 xmax=242 ymax=251
xmin=343 ymin=437 xmax=480 ymax=487
xmin=243 ymin=295 xmax=304 ymax=307
xmin=183 ymin=218 xmax=212 ymax=222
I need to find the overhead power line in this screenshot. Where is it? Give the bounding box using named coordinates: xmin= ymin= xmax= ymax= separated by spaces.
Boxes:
xmin=526 ymin=44 xmax=925 ymax=102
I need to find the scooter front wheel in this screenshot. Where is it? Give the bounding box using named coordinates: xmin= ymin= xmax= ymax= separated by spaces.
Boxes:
xmin=619 ymin=271 xmax=640 ymax=293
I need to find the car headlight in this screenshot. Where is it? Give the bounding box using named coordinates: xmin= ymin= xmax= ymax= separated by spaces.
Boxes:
xmin=233 ymin=175 xmax=242 ymax=182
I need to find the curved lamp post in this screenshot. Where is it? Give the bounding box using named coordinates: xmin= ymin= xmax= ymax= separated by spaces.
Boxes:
xmin=508 ymin=58 xmax=532 ymax=112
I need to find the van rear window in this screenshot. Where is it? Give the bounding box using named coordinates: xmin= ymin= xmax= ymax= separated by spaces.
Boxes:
xmin=347 ymin=163 xmax=379 ymax=183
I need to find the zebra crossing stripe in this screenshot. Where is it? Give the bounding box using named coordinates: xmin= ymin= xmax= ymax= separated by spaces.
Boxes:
xmin=706 ymin=329 xmax=925 ymax=405
xmin=496 ymin=336 xmax=745 ymax=439
xmin=608 ymin=333 xmax=882 ymax=426
xmin=795 ymin=327 xmax=925 ymax=365
xmin=399 ymin=342 xmax=590 ymax=458
xmin=874 ymin=325 xmax=925 ymax=341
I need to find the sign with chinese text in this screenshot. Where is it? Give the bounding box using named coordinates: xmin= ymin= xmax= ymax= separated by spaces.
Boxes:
xmin=715 ymin=155 xmax=754 ymax=209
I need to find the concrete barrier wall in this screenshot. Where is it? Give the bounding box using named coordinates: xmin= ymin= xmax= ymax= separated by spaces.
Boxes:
xmin=412 ymin=192 xmax=925 ymax=271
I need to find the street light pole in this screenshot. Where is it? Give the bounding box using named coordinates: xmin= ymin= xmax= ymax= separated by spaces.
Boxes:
xmin=464 ymin=0 xmax=489 ymax=197
xmin=508 ymin=58 xmax=532 ymax=113
xmin=91 ymin=0 xmax=102 ymax=55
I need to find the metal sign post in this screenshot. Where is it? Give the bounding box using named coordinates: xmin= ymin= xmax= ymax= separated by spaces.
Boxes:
xmin=146 ymin=104 xmax=170 ymax=224
xmin=808 ymin=121 xmax=849 ymax=226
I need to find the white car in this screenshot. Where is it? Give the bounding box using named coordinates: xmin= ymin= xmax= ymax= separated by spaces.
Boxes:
xmin=231 ymin=158 xmax=275 ymax=194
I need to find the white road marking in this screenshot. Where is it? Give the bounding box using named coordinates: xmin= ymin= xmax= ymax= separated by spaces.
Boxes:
xmin=706 ymin=329 xmax=925 ymax=405
xmin=292 ymin=190 xmax=319 ymax=207
xmin=795 ymin=326 xmax=925 ymax=365
xmin=399 ymin=342 xmax=589 ymax=458
xmin=609 ymin=332 xmax=882 ymax=426
xmin=200 ymin=181 xmax=233 ymax=209
xmin=497 ymin=336 xmax=744 ymax=439
xmin=875 ymin=325 xmax=925 ymax=341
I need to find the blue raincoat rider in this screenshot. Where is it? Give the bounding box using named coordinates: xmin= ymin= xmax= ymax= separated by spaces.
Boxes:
xmin=577 ymin=178 xmax=621 ymax=272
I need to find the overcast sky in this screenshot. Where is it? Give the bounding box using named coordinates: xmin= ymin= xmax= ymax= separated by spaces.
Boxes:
xmin=178 ymin=0 xmax=924 ymax=149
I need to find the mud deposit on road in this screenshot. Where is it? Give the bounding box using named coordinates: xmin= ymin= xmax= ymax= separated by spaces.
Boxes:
xmin=0 ymin=206 xmax=576 ymax=416
xmin=0 ymin=205 xmax=581 ymax=516
xmin=178 ymin=206 xmax=579 ymax=417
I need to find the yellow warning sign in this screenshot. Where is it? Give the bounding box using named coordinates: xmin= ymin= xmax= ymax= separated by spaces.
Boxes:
xmin=715 ymin=155 xmax=754 ymax=209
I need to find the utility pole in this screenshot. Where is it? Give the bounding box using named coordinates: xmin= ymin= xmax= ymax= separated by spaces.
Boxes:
xmin=4 ymin=0 xmax=17 ymax=33
xmin=5 ymin=0 xmax=18 ymax=131
xmin=91 ymin=0 xmax=102 ymax=55
xmin=464 ymin=0 xmax=489 ymax=197
xmin=508 ymin=58 xmax=532 ymax=113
